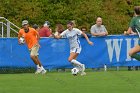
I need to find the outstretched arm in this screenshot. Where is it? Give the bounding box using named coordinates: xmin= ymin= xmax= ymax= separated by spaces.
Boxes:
xmin=81 ymin=32 xmax=93 ymax=45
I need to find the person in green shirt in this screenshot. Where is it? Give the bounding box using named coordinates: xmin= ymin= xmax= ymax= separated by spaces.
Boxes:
xmin=125 ymin=6 xmax=140 ymax=61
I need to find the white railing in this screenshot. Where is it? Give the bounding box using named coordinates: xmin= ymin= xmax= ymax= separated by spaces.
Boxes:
xmin=0 ymin=17 xmax=20 ymax=37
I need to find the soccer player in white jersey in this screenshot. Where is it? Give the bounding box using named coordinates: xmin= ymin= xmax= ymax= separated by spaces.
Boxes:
xmin=54 ymin=21 xmax=93 ymax=75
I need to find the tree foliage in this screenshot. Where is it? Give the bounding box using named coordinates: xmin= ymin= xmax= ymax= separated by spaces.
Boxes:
xmin=0 ymin=0 xmax=140 ymax=35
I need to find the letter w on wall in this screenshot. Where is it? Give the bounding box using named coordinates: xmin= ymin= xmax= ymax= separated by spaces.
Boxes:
xmin=105 ymin=39 xmax=123 ymax=62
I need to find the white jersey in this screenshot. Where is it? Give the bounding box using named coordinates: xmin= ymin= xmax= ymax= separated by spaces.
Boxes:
xmin=60 ymin=28 xmax=82 ymax=49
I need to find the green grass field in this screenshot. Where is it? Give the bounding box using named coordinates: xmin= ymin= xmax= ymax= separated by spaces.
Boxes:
xmin=0 ymin=71 xmax=140 ymax=93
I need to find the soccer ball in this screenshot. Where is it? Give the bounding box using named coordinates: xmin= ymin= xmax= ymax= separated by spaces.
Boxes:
xmin=71 ymin=67 xmax=79 ymax=76
xmin=19 ymin=37 xmax=25 ymax=44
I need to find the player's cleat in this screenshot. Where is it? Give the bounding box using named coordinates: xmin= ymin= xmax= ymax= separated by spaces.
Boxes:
xmin=41 ymin=69 xmax=47 ymax=75
xmin=81 ymin=72 xmax=86 ymax=76
xmin=80 ymin=64 xmax=86 ymax=76
xmin=35 ymin=68 xmax=42 ymax=74
xmin=81 ymin=64 xmax=85 ymax=72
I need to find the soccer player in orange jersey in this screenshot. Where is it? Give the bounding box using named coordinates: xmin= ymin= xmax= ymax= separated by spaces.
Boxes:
xmin=18 ymin=20 xmax=46 ymax=74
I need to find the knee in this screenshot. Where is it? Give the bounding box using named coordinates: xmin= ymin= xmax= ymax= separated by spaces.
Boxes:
xmin=30 ymin=55 xmax=35 ymax=59
xmin=128 ymin=51 xmax=134 ymax=57
xmin=68 ymin=57 xmax=73 ymax=62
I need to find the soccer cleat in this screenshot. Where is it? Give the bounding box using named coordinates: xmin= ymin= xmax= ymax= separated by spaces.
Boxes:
xmin=81 ymin=72 xmax=86 ymax=76
xmin=80 ymin=64 xmax=86 ymax=76
xmin=41 ymin=69 xmax=47 ymax=75
xmin=35 ymin=68 xmax=42 ymax=74
xmin=81 ymin=64 xmax=85 ymax=72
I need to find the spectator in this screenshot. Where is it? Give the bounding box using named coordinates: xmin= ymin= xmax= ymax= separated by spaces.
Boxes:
xmin=39 ymin=21 xmax=52 ymax=37
xmin=54 ymin=23 xmax=65 ymax=72
xmin=33 ymin=24 xmax=40 ymax=31
xmin=90 ymin=17 xmax=108 ymax=71
xmin=90 ymin=17 xmax=108 ymax=36
xmin=80 ymin=26 xmax=91 ymax=38
xmin=54 ymin=23 xmax=64 ymax=36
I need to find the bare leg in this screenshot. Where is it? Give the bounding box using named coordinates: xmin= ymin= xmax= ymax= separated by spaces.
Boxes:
xmin=31 ymin=55 xmax=46 ymax=74
xmin=68 ymin=52 xmax=79 ymax=62
xmin=129 ymin=45 xmax=140 ymax=61
xmin=68 ymin=52 xmax=85 ymax=75
xmin=34 ymin=56 xmax=46 ymax=74
xmin=35 ymin=56 xmax=42 ymax=67
xmin=30 ymin=55 xmax=38 ymax=65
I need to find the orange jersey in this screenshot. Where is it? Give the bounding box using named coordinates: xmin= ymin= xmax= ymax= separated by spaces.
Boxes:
xmin=18 ymin=27 xmax=39 ymax=49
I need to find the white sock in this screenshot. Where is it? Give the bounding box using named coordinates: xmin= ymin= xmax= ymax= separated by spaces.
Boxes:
xmin=71 ymin=59 xmax=83 ymax=71
xmin=71 ymin=59 xmax=82 ymax=66
xmin=41 ymin=66 xmax=45 ymax=70
xmin=37 ymin=65 xmax=40 ymax=68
